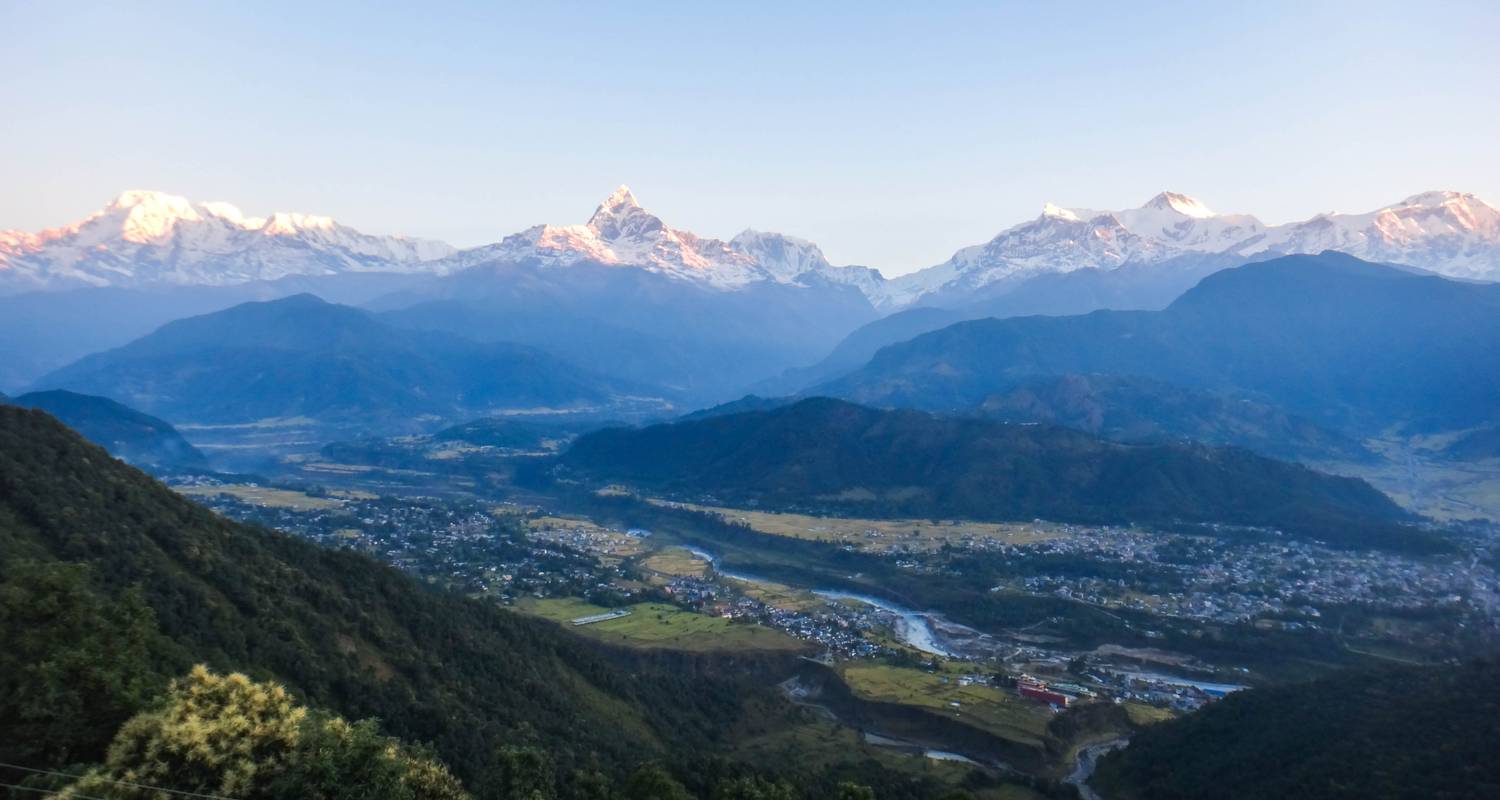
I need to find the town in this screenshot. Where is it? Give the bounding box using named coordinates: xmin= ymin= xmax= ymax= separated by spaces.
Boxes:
xmin=175 ymin=476 xmax=1500 ymax=717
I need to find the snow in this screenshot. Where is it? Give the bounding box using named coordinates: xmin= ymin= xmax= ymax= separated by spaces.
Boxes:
xmin=447 ymin=186 xmax=874 ymax=294
xmin=0 ymin=190 xmax=457 ymax=292
xmin=3 ymin=185 xmax=1497 ymax=304
xmin=893 ymin=189 xmax=1500 ymax=300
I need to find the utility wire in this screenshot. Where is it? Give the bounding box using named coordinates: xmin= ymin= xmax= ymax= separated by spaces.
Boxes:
xmin=0 ymin=779 xmax=113 ymax=800
xmin=0 ymin=763 xmax=236 ymax=800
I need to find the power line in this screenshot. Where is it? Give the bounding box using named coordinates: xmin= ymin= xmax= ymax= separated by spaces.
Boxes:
xmin=0 ymin=779 xmax=114 ymax=800
xmin=0 ymin=763 xmax=236 ymax=800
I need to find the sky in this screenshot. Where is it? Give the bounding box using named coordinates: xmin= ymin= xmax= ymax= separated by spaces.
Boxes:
xmin=3 ymin=1 xmax=1498 ymax=276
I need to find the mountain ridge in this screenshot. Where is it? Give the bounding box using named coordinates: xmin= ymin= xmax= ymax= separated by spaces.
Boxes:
xmin=8 ymin=188 xmax=1497 ymax=310
xmin=5 ymin=389 xmax=209 ymax=470
xmin=31 ymin=293 xmax=654 ymax=426
xmin=561 ymin=396 xmax=1435 ymax=551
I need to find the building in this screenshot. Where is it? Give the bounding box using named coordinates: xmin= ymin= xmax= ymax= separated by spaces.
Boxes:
xmin=1018 ymin=680 xmax=1073 ymax=707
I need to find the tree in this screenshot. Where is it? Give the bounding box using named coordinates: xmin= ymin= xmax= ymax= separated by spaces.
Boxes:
xmin=0 ymin=560 xmax=174 ymax=767
xmin=834 ymin=782 xmax=876 ymax=800
xmin=55 ymin=666 xmax=471 ymax=800
xmin=486 ymin=745 xmax=557 ymax=800
xmin=712 ymin=776 xmax=796 ymax=800
xmin=623 ymin=764 xmax=693 ymax=800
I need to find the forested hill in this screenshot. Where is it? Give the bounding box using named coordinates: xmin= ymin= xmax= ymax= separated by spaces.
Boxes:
xmin=0 ymin=405 xmax=762 ymax=792
xmin=562 ymin=398 xmax=1439 ymax=552
xmin=1091 ymin=657 xmax=1500 ymax=800
xmin=8 ymin=388 xmax=208 ymax=470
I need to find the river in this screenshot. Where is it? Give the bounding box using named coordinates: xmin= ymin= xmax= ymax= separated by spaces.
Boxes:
xmin=1065 ymin=738 xmax=1128 ymax=800
xmin=685 ymin=547 xmax=956 ymax=656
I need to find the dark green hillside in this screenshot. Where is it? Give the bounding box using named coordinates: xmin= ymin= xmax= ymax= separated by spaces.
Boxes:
xmin=562 ymin=398 xmax=1434 ymax=551
xmin=9 ymin=388 xmax=208 ymax=470
xmin=32 ymin=294 xmax=642 ymax=425
xmin=1092 ymin=657 xmax=1500 ymax=800
xmin=822 ymin=253 xmax=1500 ymax=437
xmin=0 ymin=405 xmax=757 ymax=784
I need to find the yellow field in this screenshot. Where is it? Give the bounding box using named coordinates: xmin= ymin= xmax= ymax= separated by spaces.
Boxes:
xmin=840 ymin=664 xmax=1052 ymax=747
xmin=725 ymin=575 xmax=826 ymax=612
xmin=525 ymin=516 xmax=647 ymax=559
xmin=1122 ymin=702 xmax=1176 ymax=726
xmin=639 ymin=547 xmax=710 ymax=578
xmin=177 ymin=484 xmax=344 ymax=510
xmin=517 ymin=598 xmax=807 ymax=653
xmin=651 ymin=501 xmax=1062 ymax=553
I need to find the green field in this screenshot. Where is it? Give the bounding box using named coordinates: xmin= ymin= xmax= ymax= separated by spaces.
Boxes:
xmin=518 ymin=598 xmax=807 ymax=653
xmin=840 ymin=663 xmax=1052 ymax=747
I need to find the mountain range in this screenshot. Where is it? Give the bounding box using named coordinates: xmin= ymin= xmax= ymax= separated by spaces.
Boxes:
xmin=7 ymin=187 xmax=1496 ymax=401
xmin=885 ymin=190 xmax=1500 ymax=306
xmin=5 ymin=187 xmax=1497 ymax=309
xmin=0 ymin=190 xmax=455 ymax=292
xmin=819 ymin=253 xmax=1500 ymax=441
xmin=31 ymin=294 xmax=652 ymax=425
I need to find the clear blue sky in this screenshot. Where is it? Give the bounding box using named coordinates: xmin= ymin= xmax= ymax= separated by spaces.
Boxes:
xmin=3 ymin=1 xmax=1497 ymax=275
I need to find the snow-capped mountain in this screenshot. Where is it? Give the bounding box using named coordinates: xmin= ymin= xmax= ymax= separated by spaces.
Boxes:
xmin=889 ymin=190 xmax=1500 ymax=306
xmin=1256 ymin=191 xmax=1500 ymax=281
xmin=5 ymin=186 xmax=1496 ymax=307
xmin=445 ymin=185 xmax=892 ymax=301
xmin=0 ymin=190 xmax=456 ymax=293
xmin=728 ymin=228 xmax=892 ymax=302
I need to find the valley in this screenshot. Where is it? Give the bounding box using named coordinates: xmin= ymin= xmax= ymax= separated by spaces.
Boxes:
xmin=168 ymin=434 xmax=1499 ymax=788
xmin=8 ymin=9 xmax=1500 ymax=797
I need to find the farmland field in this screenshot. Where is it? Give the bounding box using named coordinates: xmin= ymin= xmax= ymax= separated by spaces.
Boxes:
xmin=177 ymin=483 xmax=345 ymax=510
xmin=517 ymin=598 xmax=808 ymax=653
xmin=839 ymin=663 xmax=1053 ymax=747
xmin=651 ymin=501 xmax=1064 ymax=553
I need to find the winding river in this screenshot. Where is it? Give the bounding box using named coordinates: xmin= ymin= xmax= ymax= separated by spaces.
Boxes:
xmin=685 ymin=547 xmax=956 ymax=656
xmin=1066 ymin=739 xmax=1128 ymax=800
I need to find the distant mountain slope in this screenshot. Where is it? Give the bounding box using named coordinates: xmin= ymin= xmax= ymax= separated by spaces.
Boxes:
xmin=0 ymin=190 xmax=454 ymax=294
xmin=7 ymin=389 xmax=207 ymax=470
xmin=0 ymin=272 xmax=439 ymax=390
xmin=768 ymin=253 xmax=1249 ymax=395
xmin=0 ymin=404 xmax=762 ymax=783
xmin=973 ymin=374 xmax=1372 ymax=462
xmin=368 ymin=188 xmax=886 ymax=402
xmin=378 ymin=257 xmax=877 ymax=403
xmin=1092 ymin=657 xmax=1500 ymax=800
xmin=33 ymin=294 xmax=649 ymax=425
xmin=822 ymin=253 xmax=1500 ymax=436
xmin=562 ymin=398 xmax=1430 ymax=550
xmin=677 ymin=394 xmax=797 ymax=421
